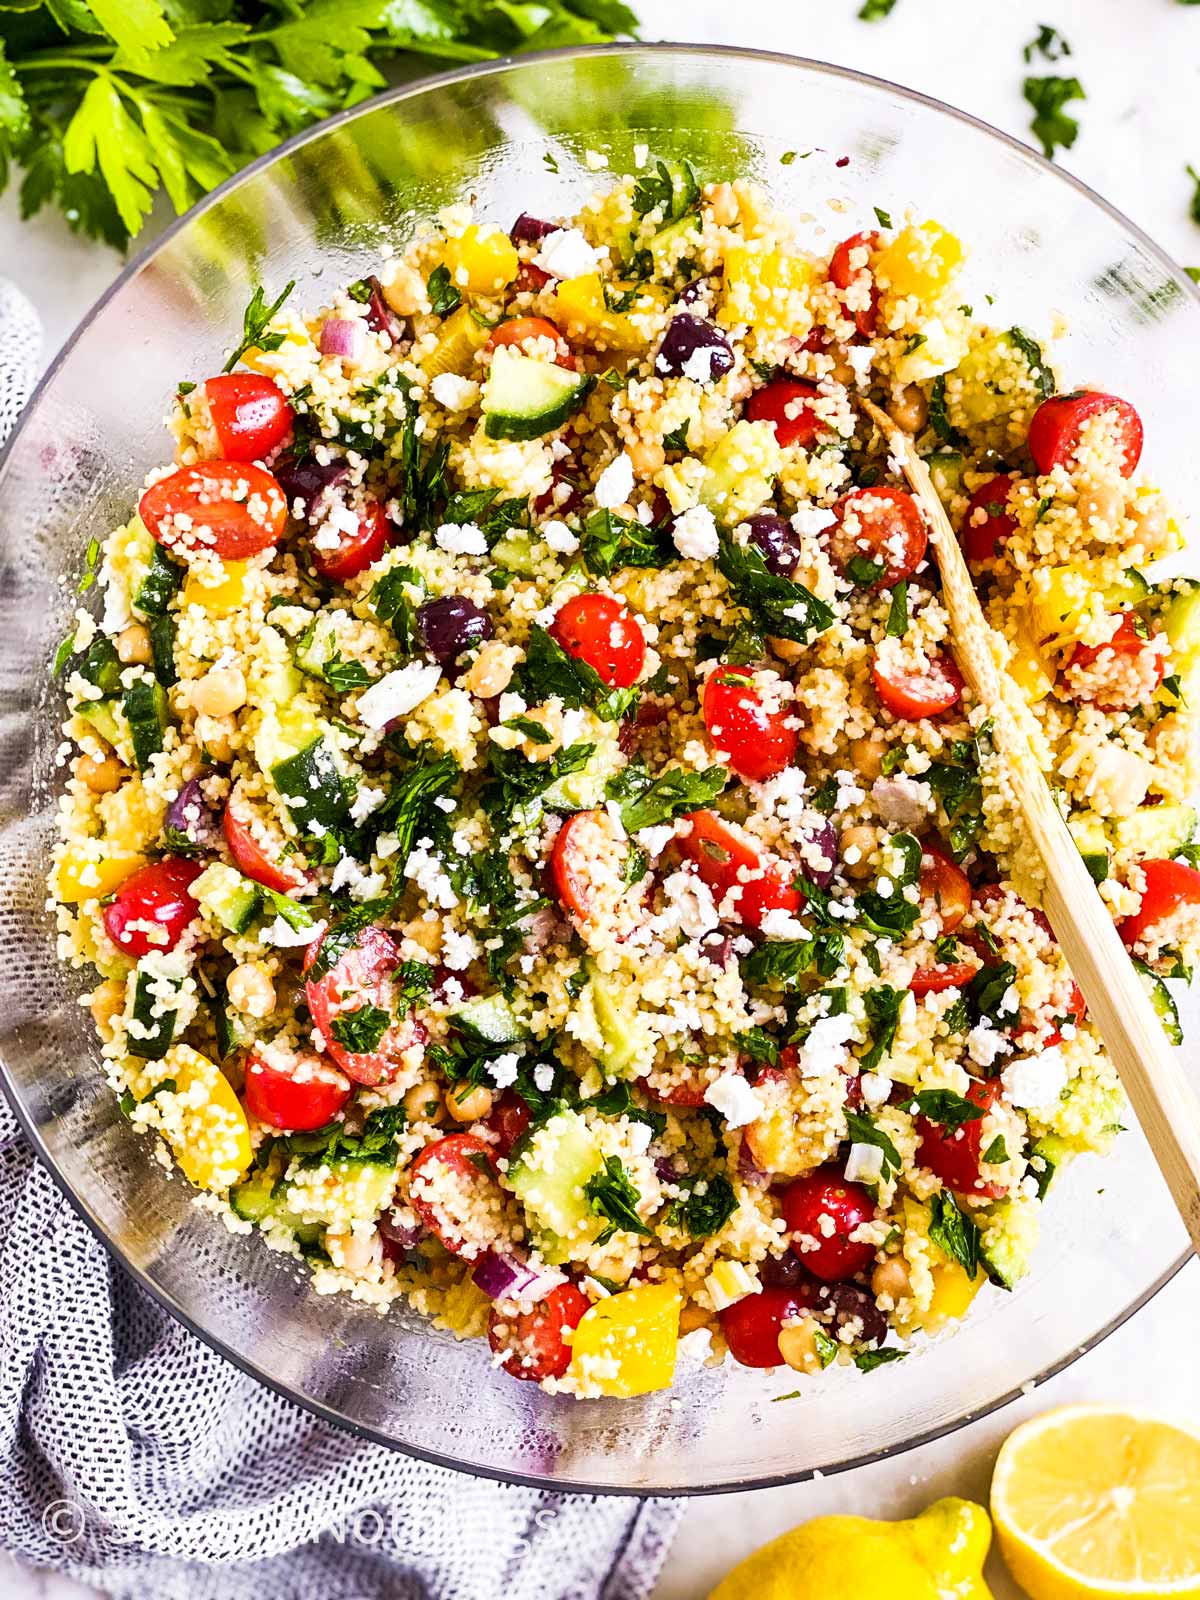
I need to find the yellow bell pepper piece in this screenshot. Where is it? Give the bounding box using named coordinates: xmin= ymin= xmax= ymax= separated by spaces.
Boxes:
xmin=153 ymin=1044 xmax=253 ymax=1193
xmin=52 ymin=845 xmax=145 ymax=904
xmin=443 ymin=225 xmax=518 ymax=295
xmin=719 ymin=244 xmax=816 ymax=340
xmin=183 ymin=559 xmax=249 ymax=616
xmin=1006 ymin=620 xmax=1056 ymax=704
xmin=97 ymin=773 xmax=166 ymax=854
xmin=875 ymin=222 xmax=964 ymax=303
xmin=567 ymin=1283 xmax=681 ymax=1397
xmin=553 ymin=274 xmax=670 ymax=353
xmin=1028 ymin=563 xmax=1107 ymax=651
xmin=420 ymin=304 xmax=492 ymax=379
xmin=903 ymin=1260 xmax=987 ymax=1336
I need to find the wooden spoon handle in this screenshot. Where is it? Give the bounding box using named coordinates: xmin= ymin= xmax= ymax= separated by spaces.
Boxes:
xmin=860 ymin=398 xmax=1200 ymax=1250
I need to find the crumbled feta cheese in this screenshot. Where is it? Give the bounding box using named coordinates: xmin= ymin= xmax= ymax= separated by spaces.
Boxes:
xmin=796 ymin=1011 xmax=857 ymax=1076
xmin=434 ymin=521 xmax=488 ymax=556
xmin=966 ymin=1022 xmax=1010 ymax=1069
xmin=846 ymin=344 xmax=874 ymax=386
xmin=676 ymin=1327 xmax=715 ymax=1366
xmin=758 ymin=907 xmax=810 ymax=940
xmin=627 ymin=1121 xmax=653 ymax=1156
xmin=486 ymin=1052 xmax=521 ymax=1089
xmin=1002 ymin=1047 xmax=1069 ymax=1112
xmin=671 ymin=503 xmax=719 ymax=561
xmin=703 ymin=1074 xmax=764 ymax=1128
xmin=357 ymin=662 xmax=441 ymax=728
xmin=441 ymin=927 xmax=480 ymax=971
xmin=534 ymin=227 xmax=601 ymax=280
xmin=329 ymin=856 xmax=386 ymax=902
xmin=844 ymin=1142 xmax=884 ymax=1185
xmin=681 ymin=345 xmax=717 ymax=384
xmin=403 ymin=843 xmax=458 ymax=910
xmin=541 ymin=518 xmax=580 ymax=554
xmin=660 ymin=869 xmax=720 ymax=940
xmin=593 ymin=451 xmax=635 ymax=510
xmin=430 ymin=373 xmax=480 ymax=411
xmin=349 ymin=784 xmax=385 ymax=824
xmin=858 ymin=1072 xmax=892 ymax=1108
xmin=636 ymin=824 xmax=676 ymax=859
xmin=533 ymin=1063 xmax=555 ymax=1093
xmin=262 ymin=916 xmax=326 ymax=949
xmin=790 ymin=503 xmax=838 ymax=538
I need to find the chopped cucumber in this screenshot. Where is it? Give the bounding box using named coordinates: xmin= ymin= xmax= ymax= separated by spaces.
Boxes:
xmin=542 ymin=727 xmax=625 ymax=812
xmin=193 ymin=862 xmax=261 ymax=934
xmin=148 ymin=615 xmax=177 ymax=688
xmin=126 ymin=969 xmax=180 ymax=1061
xmin=1159 ymin=581 xmax=1200 ymax=706
xmin=275 ymin=1160 xmax=396 ymax=1228
xmin=133 ymin=542 xmax=183 ymax=617
xmin=978 ymin=1200 xmax=1037 ymax=1290
xmin=507 ymin=1109 xmax=605 ymax=1263
xmin=1111 ymin=803 xmax=1197 ymax=859
xmin=491 ymin=530 xmax=541 ymax=576
xmin=949 ymin=328 xmax=1053 ymax=429
xmin=253 ymin=703 xmax=323 ymax=774
xmin=927 ymin=451 xmax=964 ymax=505
xmin=451 ymin=991 xmax=526 ymax=1045
xmin=72 ymin=635 xmax=123 ymax=696
xmin=295 ymin=613 xmax=339 ymax=678
xmin=1102 ymin=569 xmax=1150 ymax=610
xmin=1027 ymin=1133 xmax=1071 ymax=1201
xmin=230 ymin=1165 xmax=280 ymax=1223
xmin=483 ymin=352 xmax=594 ymax=442
xmin=122 ymin=677 xmax=169 ymax=771
xmin=586 ymin=967 xmax=653 ymax=1079
xmin=699 ymin=420 xmax=779 ymax=523
xmin=1134 ymin=960 xmax=1183 ymax=1046
xmin=271 ymin=736 xmax=352 ymax=832
xmin=76 ymin=697 xmax=127 ymax=751
xmin=1068 ymin=810 xmax=1109 ymax=884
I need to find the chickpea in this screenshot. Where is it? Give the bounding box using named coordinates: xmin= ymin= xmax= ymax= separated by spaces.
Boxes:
xmin=76 ymin=752 xmax=124 ymax=794
xmin=326 ymin=1226 xmax=379 ymax=1274
xmin=445 ymin=1082 xmax=494 ymax=1122
xmin=194 ymin=713 xmax=236 ymax=764
xmin=679 ymin=1302 xmax=716 ymax=1336
xmin=827 ymin=344 xmax=856 ymax=387
xmin=399 ymin=915 xmax=442 ymax=956
xmin=227 ymin=963 xmax=276 ymax=1020
xmin=116 ymin=623 xmax=152 ymax=665
xmin=849 ymin=734 xmax=887 ymax=782
xmin=889 ymin=384 xmax=929 ymax=436
xmin=461 ymin=639 xmax=519 ymax=699
xmin=871 ymin=1256 xmax=912 ymax=1305
xmin=1075 ymin=482 xmax=1125 ymax=537
xmin=1130 ymin=494 xmax=1172 ymax=556
xmin=777 ymin=1317 xmax=824 ymax=1375
xmin=706 ymin=182 xmax=739 ymax=227
xmin=840 ymin=823 xmax=878 ymax=879
xmin=404 ymin=1079 xmax=445 ymax=1123
xmin=381 ymin=260 xmax=424 ymax=318
xmin=766 ymin=634 xmax=807 ymax=665
xmin=628 ymin=438 xmax=665 ymax=480
xmin=88 ymin=977 xmax=126 ymax=1037
xmin=191 ymin=665 xmax=246 ymax=719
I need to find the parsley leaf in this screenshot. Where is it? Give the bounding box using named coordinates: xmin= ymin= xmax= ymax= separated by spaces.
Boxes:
xmin=858 ymin=0 xmax=898 ymax=16
xmin=717 ymin=535 xmax=834 ymax=645
xmin=965 ymin=960 xmax=1020 ymax=1029
xmin=517 ymin=625 xmax=637 ymax=722
xmin=580 ymin=508 xmax=673 ymax=576
xmin=928 ymin=1189 xmax=981 ymax=1277
xmin=901 ymin=1089 xmax=986 ymax=1130
xmin=631 ymin=155 xmax=700 ymax=222
xmin=1024 ymin=74 xmax=1086 ymax=161
xmin=370 ymin=564 xmax=424 ymax=654
xmin=735 ymin=1027 xmax=780 ymax=1067
xmin=667 ymin=1173 xmax=739 ymax=1237
xmin=1024 ymin=24 xmax=1071 ymax=62
xmin=854 ymin=1347 xmax=907 ymax=1371
xmin=844 ymin=1109 xmax=901 ymax=1181
xmin=885 ymin=580 xmax=909 ymax=638
xmin=584 ymin=1155 xmax=652 ymax=1245
xmin=605 ymin=757 xmax=728 ymax=832
xmin=860 ymin=985 xmax=905 ymax=1072
xmin=426 ymin=263 xmax=461 ymax=317
xmin=589 ymin=1080 xmax=666 ymax=1136
xmin=982 ymin=1134 xmax=1009 ymax=1165
xmin=484 ymin=741 xmax=595 ymax=832
xmin=330 ymin=1001 xmax=391 ymax=1054
xmin=224 ymin=280 xmax=295 ymax=372
xmin=257 ymin=885 xmax=315 ymax=932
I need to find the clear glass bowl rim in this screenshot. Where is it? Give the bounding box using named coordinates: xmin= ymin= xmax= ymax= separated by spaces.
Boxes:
xmin=1 ymin=39 xmax=1195 ymax=1496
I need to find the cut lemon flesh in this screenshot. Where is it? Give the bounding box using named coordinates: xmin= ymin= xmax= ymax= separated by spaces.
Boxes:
xmin=991 ymin=1405 xmax=1200 ymax=1599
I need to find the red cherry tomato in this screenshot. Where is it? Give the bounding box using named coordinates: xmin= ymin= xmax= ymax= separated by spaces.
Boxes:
xmin=311 ymin=500 xmax=388 ymax=584
xmin=548 ymin=593 xmax=645 ymax=689
xmin=720 ymin=1286 xmax=810 ymax=1369
xmin=919 ymin=842 xmax=972 ymax=933
xmin=1065 ymin=613 xmax=1165 ymax=710
xmin=222 ymin=792 xmax=308 ymax=895
xmin=243 ymin=1049 xmax=352 ymax=1132
xmin=829 ymin=230 xmax=881 ymax=336
xmin=1028 ymin=391 xmax=1143 ymax=479
xmin=102 ymin=857 xmax=203 ymax=958
xmin=486 ymin=1089 xmax=533 ymax=1159
xmin=745 ymin=378 xmax=822 ymax=450
xmin=909 ymin=961 xmax=978 ymax=997
xmin=516 ymin=260 xmax=553 ymax=294
xmin=1024 ymin=978 xmax=1087 ymax=1048
xmin=305 ymin=924 xmax=426 ymax=1087
xmin=533 ymin=454 xmax=584 ymax=518
xmin=202 ymin=373 xmax=293 ymax=462
xmin=139 ymin=460 xmax=288 ymax=559
xmin=916 ymin=1078 xmax=1004 ymax=1199
xmin=408 ymin=1132 xmax=496 ymax=1256
xmin=702 ymin=663 xmax=799 ymax=783
xmin=962 ymin=475 xmax=1018 ymax=564
xmin=872 ymin=647 xmax=963 ymax=720
xmin=782 ymin=1168 xmax=877 ymax=1282
xmin=488 ymin=316 xmax=574 ymax=370
xmin=1120 ymin=858 xmax=1200 ymax=950
xmin=675 ymin=809 xmax=804 ymax=929
xmin=826 ymin=486 xmax=928 ymax=589
xmin=488 ymin=1281 xmax=591 ymax=1382
xmin=551 ymin=808 xmax=628 ymax=921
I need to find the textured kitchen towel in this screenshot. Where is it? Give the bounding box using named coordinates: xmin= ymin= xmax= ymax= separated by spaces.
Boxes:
xmin=0 ymin=287 xmax=683 ymax=1599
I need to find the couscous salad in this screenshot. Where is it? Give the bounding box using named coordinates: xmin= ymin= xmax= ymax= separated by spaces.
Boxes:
xmin=50 ymin=161 xmax=1200 ymax=1398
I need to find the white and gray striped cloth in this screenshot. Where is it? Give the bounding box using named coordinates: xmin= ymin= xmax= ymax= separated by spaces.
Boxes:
xmin=0 ymin=280 xmax=683 ymax=1599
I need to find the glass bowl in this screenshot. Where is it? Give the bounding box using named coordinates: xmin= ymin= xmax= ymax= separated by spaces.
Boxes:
xmin=1 ymin=43 xmax=1196 ymax=1495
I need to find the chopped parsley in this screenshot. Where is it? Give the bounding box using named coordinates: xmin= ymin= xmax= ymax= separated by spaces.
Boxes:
xmin=886 ymin=580 xmax=909 ymax=638
xmin=928 ymin=1190 xmax=981 ymax=1278
xmin=859 ymin=986 xmax=906 ymax=1073
xmin=584 ymin=1156 xmax=652 ymax=1244
xmin=873 ymin=205 xmax=893 ymax=229
xmin=426 ymin=263 xmax=462 ymax=317
xmin=605 ymin=758 xmax=728 ymax=832
xmin=854 ymin=1346 xmax=907 ymax=1372
xmin=857 ymin=0 xmax=898 ymax=16
xmin=517 ymin=625 xmax=638 ymax=722
xmin=717 ymin=535 xmax=835 ymax=645
xmin=330 ymin=1002 xmax=391 ymax=1055
xmin=1024 ymin=24 xmax=1071 ymax=62
xmin=982 ymin=1135 xmax=1009 ymax=1165
xmin=223 ymin=281 xmax=295 ymax=373
xmin=1024 ymin=74 xmax=1085 ymax=161
xmin=902 ymin=1089 xmax=986 ymax=1130
xmin=580 ymin=509 xmax=673 ymax=576
xmin=666 ymin=1173 xmax=739 ymax=1238
xmin=735 ymin=1027 xmax=780 ymax=1067
xmin=844 ymin=1109 xmax=902 ymax=1181
xmin=631 ymin=156 xmax=700 ymax=222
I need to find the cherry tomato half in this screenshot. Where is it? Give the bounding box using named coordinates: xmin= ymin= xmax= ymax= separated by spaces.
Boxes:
xmin=488 ymin=316 xmax=574 ymax=370
xmin=782 ymin=1168 xmax=877 ymax=1282
xmin=745 ymin=378 xmax=822 ymax=450
xmin=223 ymin=791 xmax=309 ymax=895
xmin=486 ymin=1089 xmax=533 ymax=1159
xmin=675 ymin=809 xmax=804 ymax=929
xmin=102 ymin=857 xmax=203 ymax=958
xmin=305 ymin=924 xmax=426 ymax=1087
xmin=1120 ymin=858 xmax=1200 ymax=951
xmin=829 ymin=230 xmax=881 ymax=337
xmin=551 ymin=808 xmax=626 ymax=921
xmin=548 ymin=593 xmax=645 ymax=689
xmin=1065 ymin=612 xmax=1164 ymax=711
xmin=202 ymin=373 xmax=294 ymax=462
xmin=872 ymin=647 xmax=964 ymax=720
xmin=311 ymin=500 xmax=388 ymax=584
xmin=703 ymin=663 xmax=799 ymax=783
xmin=909 ymin=961 xmax=978 ymax=997
xmin=720 ymin=1286 xmax=810 ymax=1369
xmin=962 ymin=475 xmax=1018 ymax=565
xmin=243 ymin=1048 xmax=352 ymax=1132
xmin=1028 ymin=392 xmax=1143 ymax=479
xmin=488 ymin=1281 xmax=591 ymax=1382
xmin=139 ymin=460 xmax=288 ymax=560
xmin=916 ymin=1078 xmax=1004 ymax=1199
xmin=919 ymin=842 xmax=972 ymax=934
xmin=826 ymin=486 xmax=928 ymax=589
xmin=408 ymin=1132 xmax=496 ymax=1257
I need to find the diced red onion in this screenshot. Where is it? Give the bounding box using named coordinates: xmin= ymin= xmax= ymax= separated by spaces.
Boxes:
xmin=378 ymin=1210 xmax=423 ymax=1252
xmin=319 ymin=318 xmax=363 ymax=360
xmin=738 ymin=1136 xmax=771 ymax=1189
xmin=472 ymin=1249 xmax=565 ymax=1304
xmin=510 ymin=213 xmax=559 ymax=244
xmin=165 ymin=777 xmax=217 ymax=850
xmin=655 ymin=1156 xmax=678 ymax=1183
xmin=703 ymin=934 xmax=733 ymax=970
xmin=359 ymin=275 xmax=403 ymax=342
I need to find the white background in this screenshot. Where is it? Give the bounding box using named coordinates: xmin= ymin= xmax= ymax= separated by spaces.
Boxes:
xmin=4 ymin=2 xmax=1200 ymax=1596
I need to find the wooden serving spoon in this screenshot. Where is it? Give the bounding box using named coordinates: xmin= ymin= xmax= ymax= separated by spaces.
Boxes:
xmin=860 ymin=396 xmax=1200 ymax=1251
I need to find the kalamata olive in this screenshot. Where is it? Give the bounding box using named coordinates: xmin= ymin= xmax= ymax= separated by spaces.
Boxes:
xmin=654 ymin=313 xmax=734 ymax=383
xmin=798 ymin=819 xmax=838 ymax=887
xmin=760 ymin=1251 xmax=806 ymax=1289
xmin=164 ymin=776 xmax=218 ymax=851
xmin=273 ymin=456 xmax=349 ymax=519
xmin=809 ymin=1282 xmax=888 ymax=1348
xmin=357 ymin=274 xmax=404 ymax=342
xmin=744 ymin=512 xmax=803 ymax=577
xmin=678 ymin=276 xmax=711 ymax=307
xmin=417 ymin=595 xmax=493 ymax=666
xmin=510 ymin=213 xmax=558 ymax=244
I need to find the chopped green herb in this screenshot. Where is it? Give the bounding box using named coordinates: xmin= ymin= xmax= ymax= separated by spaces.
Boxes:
xmin=666 ymin=1173 xmax=739 ymax=1237
xmin=854 ymin=1346 xmax=908 ymax=1371
xmin=426 ymin=263 xmax=462 ymax=317
xmin=580 ymin=509 xmax=672 ymax=577
xmin=812 ymin=1326 xmax=839 ymax=1367
xmin=873 ymin=205 xmax=892 ymax=229
xmin=859 ymin=986 xmax=906 ymax=1074
xmin=330 ymin=1002 xmax=391 ymax=1055
xmin=928 ymin=1189 xmax=981 ymax=1277
xmin=902 ymin=1089 xmax=986 ymax=1130
xmin=982 ymin=1135 xmax=1009 ymax=1164
xmin=857 ymin=0 xmax=898 ymax=17
xmin=886 ymin=580 xmax=909 ymax=638
xmin=223 ymin=281 xmax=295 ymax=373
xmin=605 ymin=758 xmax=728 ymax=833
xmin=584 ymin=1155 xmax=652 ymax=1245
xmin=517 ymin=625 xmax=637 ymax=723
xmin=844 ymin=1108 xmax=902 ymax=1181
xmin=1024 ymin=24 xmax=1071 ymax=63
xmin=717 ymin=536 xmax=834 ymax=645
xmin=1024 ymin=75 xmax=1085 ymax=161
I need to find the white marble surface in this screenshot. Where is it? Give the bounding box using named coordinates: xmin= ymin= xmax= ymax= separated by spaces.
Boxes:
xmin=4 ymin=2 xmax=1200 ymax=1596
